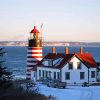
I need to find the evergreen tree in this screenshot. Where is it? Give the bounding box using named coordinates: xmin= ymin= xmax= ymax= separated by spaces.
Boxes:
xmin=0 ymin=48 xmax=50 ymax=100
xmin=0 ymin=48 xmax=12 ymax=94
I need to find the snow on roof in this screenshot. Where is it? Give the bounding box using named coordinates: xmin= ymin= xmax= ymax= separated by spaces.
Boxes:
xmin=54 ymin=58 xmax=64 ymax=67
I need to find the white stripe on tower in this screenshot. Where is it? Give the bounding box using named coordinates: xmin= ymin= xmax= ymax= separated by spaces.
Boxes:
xmin=26 ymin=47 xmax=42 ymax=80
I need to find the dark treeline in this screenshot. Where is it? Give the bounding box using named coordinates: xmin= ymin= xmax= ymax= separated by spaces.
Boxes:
xmin=0 ymin=48 xmax=54 ymax=100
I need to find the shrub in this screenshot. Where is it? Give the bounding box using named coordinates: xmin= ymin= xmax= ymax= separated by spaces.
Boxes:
xmin=1 ymin=85 xmax=49 ymax=100
xmin=82 ymin=82 xmax=89 ymax=87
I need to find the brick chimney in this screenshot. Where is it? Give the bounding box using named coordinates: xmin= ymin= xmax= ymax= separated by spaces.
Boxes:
xmin=65 ymin=47 xmax=68 ymax=54
xmin=80 ymin=47 xmax=83 ymax=54
xmin=52 ymin=47 xmax=56 ymax=54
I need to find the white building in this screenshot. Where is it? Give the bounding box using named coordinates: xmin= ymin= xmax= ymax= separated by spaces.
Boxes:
xmin=31 ymin=48 xmax=98 ymax=85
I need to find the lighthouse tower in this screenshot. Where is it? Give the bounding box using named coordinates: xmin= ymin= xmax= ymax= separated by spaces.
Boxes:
xmin=26 ymin=26 xmax=42 ymax=80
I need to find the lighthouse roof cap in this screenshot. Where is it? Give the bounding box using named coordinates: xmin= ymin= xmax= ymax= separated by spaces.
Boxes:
xmin=30 ymin=26 xmax=40 ymax=34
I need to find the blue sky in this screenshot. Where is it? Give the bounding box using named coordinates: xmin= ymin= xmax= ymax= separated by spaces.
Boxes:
xmin=0 ymin=0 xmax=100 ymax=42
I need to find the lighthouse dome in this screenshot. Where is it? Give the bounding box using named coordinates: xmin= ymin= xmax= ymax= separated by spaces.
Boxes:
xmin=30 ymin=26 xmax=39 ymax=34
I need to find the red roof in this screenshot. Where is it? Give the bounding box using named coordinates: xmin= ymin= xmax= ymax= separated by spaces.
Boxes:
xmin=43 ymin=53 xmax=64 ymax=59
xmin=30 ymin=26 xmax=39 ymax=34
xmin=76 ymin=53 xmax=98 ymax=68
xmin=37 ymin=52 xmax=98 ymax=69
xmin=56 ymin=54 xmax=74 ymax=68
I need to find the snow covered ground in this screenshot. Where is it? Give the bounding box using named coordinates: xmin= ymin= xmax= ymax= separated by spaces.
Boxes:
xmin=36 ymin=84 xmax=100 ymax=100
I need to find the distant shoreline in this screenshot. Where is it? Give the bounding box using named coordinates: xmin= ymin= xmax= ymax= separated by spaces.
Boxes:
xmin=0 ymin=41 xmax=100 ymax=47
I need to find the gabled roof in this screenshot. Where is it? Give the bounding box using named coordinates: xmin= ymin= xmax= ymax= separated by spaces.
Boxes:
xmin=55 ymin=54 xmax=74 ymax=68
xmin=76 ymin=53 xmax=98 ymax=68
xmin=43 ymin=53 xmax=64 ymax=59
xmin=37 ymin=52 xmax=98 ymax=69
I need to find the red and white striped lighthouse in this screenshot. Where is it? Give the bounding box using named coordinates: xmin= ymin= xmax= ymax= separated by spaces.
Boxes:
xmin=26 ymin=26 xmax=42 ymax=80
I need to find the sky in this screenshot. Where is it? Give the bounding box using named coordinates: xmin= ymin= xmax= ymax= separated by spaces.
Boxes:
xmin=0 ymin=0 xmax=100 ymax=42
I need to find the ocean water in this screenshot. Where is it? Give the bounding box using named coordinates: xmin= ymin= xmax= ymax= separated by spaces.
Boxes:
xmin=2 ymin=46 xmax=100 ymax=78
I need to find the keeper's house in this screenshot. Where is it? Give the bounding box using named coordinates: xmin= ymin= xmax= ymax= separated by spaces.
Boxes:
xmin=31 ymin=47 xmax=99 ymax=84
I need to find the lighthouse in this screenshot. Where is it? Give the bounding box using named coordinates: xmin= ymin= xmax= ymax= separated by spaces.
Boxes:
xmin=26 ymin=26 xmax=42 ymax=80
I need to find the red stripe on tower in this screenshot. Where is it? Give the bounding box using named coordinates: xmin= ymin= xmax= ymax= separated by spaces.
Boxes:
xmin=26 ymin=26 xmax=42 ymax=80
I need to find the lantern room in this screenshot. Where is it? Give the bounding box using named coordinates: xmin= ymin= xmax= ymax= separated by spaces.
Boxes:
xmin=28 ymin=26 xmax=42 ymax=47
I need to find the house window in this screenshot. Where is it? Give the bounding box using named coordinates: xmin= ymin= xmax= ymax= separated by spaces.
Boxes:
xmin=65 ymin=72 xmax=70 ymax=80
xmin=43 ymin=60 xmax=52 ymax=66
xmin=69 ymin=63 xmax=73 ymax=69
xmin=77 ymin=62 xmax=81 ymax=69
xmin=39 ymin=70 xmax=41 ymax=77
xmin=49 ymin=71 xmax=51 ymax=78
xmin=46 ymin=71 xmax=48 ymax=78
xmin=42 ymin=70 xmax=44 ymax=78
xmin=91 ymin=71 xmax=95 ymax=78
xmin=54 ymin=72 xmax=56 ymax=80
xmin=44 ymin=60 xmax=49 ymax=66
xmin=34 ymin=72 xmax=36 ymax=77
xmin=57 ymin=72 xmax=60 ymax=80
xmin=80 ymin=72 xmax=85 ymax=79
xmin=48 ymin=60 xmax=52 ymax=66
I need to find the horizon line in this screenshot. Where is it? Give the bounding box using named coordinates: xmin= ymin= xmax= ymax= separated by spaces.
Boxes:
xmin=0 ymin=40 xmax=100 ymax=43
